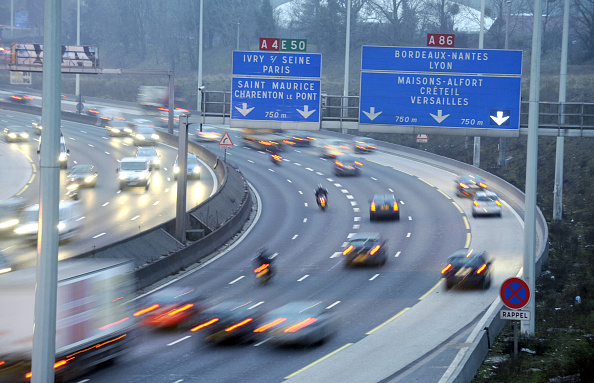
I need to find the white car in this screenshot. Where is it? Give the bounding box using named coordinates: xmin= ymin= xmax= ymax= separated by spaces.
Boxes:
xmin=472 ymin=191 xmax=502 ymax=217
xmin=135 ymin=146 xmax=160 ymax=170
xmin=117 ymin=157 xmax=151 ymax=190
xmin=14 ymin=201 xmax=83 ymax=243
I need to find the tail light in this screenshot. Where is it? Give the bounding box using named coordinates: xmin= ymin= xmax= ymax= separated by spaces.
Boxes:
xmin=495 ymin=200 xmax=501 ymax=206
xmin=225 ymin=318 xmax=253 ymax=332
xmin=343 ymin=245 xmax=354 ymax=255
xmin=441 ymin=264 xmax=452 ymax=274
xmin=371 ymin=202 xmax=376 ymax=212
xmin=134 ymin=304 xmax=159 ymax=317
xmin=476 ymin=264 xmax=487 ymax=274
xmin=370 ymin=245 xmax=381 ymax=255
xmin=459 ymin=183 xmax=469 ymax=189
xmin=284 ymin=318 xmax=317 ymax=333
xmin=335 ymin=161 xmax=343 ymax=167
xmin=355 ymin=161 xmax=362 ymax=166
xmin=253 ymin=317 xmax=287 ymax=333
xmin=393 ymin=202 xmax=399 ymax=211
xmin=191 ymin=318 xmax=219 ymax=331
xmin=168 ymin=303 xmax=194 ymax=316
xmin=473 ymin=200 xmax=480 ymax=207
xmin=254 ymin=263 xmax=269 ymax=273
xmin=479 ymin=182 xmax=487 ymax=188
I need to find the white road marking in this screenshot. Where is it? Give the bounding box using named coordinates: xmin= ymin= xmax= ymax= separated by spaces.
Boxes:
xmin=327 ymin=178 xmax=334 ymax=182
xmin=354 ymin=217 xmax=361 ymax=221
xmin=287 ymin=179 xmax=292 ymax=183
xmin=331 ymin=252 xmax=342 ymax=258
xmin=395 ymin=251 xmax=401 ymax=257
xmin=229 ymin=276 xmax=245 ymax=285
xmin=351 ymin=201 xmax=358 ymax=206
xmin=326 ymin=301 xmax=341 ymax=309
xmin=334 ymin=183 xmax=342 ymax=187
xmin=408 ymin=216 xmax=412 ymax=220
xmin=341 ymin=189 xmax=349 ymax=193
xmin=406 ymin=233 xmax=411 ymax=238
xmin=294 ymin=163 xmax=302 ymax=166
xmin=346 ymin=195 xmax=354 ymax=199
xmin=353 ymin=207 xmax=360 ymax=212
xmin=153 ymin=201 xmax=159 ymax=206
xmin=353 ymin=224 xmax=360 ymax=229
xmin=76 ymin=216 xmax=85 ymax=222
xmin=342 ymin=242 xmax=348 ymax=247
xmin=347 ymin=233 xmax=356 ymax=238
xmin=303 ymin=218 xmax=307 ymax=223
xmin=299 ymin=190 xmax=303 ymax=195
xmin=104 ymin=151 xmax=110 ymax=155
xmin=298 ymin=275 xmax=309 ymax=282
xmin=249 ymin=301 xmax=265 ymax=310
xmin=389 ymin=188 xmax=394 ymax=193
xmin=304 ymin=203 xmax=308 ymax=207
xmin=369 ymin=274 xmax=380 ymax=281
xmin=87 ymin=143 xmax=94 ymax=148
xmin=268 ymin=169 xmax=274 ymax=172
xmin=131 ymin=215 xmax=140 ymax=221
xmin=316 ymin=172 xmax=323 ymax=175
xmin=306 ymin=168 xmax=314 ymax=171
xmin=93 ymin=233 xmax=106 ymax=239
xmin=102 ymin=202 xmax=109 ymax=207
xmin=371 ymin=177 xmax=377 ymax=181
xmin=167 ymin=336 xmax=191 ymax=346
xmin=292 ymin=234 xmax=298 ymax=240
xmin=248 ymin=160 xmax=254 ymax=163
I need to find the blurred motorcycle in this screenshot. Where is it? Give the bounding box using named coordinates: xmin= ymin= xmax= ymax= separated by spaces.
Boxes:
xmin=317 ymin=195 xmax=327 ymax=211
xmin=270 ymin=153 xmax=282 ymax=166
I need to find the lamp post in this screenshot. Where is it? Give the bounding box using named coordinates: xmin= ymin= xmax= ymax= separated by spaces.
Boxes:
xmin=197 ymin=0 xmax=203 ymax=112
xmin=199 ymin=86 xmax=205 ymax=132
xmin=498 ymin=0 xmax=511 ymax=167
xmin=505 ymin=0 xmax=511 ymax=49
xmin=75 ymin=0 xmax=82 ymax=113
xmin=236 ymin=23 xmax=240 ymax=51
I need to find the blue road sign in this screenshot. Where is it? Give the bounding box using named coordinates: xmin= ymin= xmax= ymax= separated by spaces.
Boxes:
xmin=231 ymin=77 xmax=320 ymax=122
xmin=359 ymin=71 xmax=521 ymax=130
xmin=361 ymin=46 xmax=523 ymax=76
xmin=233 ymin=51 xmax=322 ymax=78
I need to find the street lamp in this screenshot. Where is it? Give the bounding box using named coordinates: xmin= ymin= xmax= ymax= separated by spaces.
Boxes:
xmin=505 ymin=0 xmax=511 ymax=49
xmin=199 ymin=86 xmax=205 ymax=132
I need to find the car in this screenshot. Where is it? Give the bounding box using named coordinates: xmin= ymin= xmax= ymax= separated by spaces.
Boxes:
xmin=254 ymin=301 xmax=338 ymax=346
xmin=66 ymin=165 xmax=98 ymax=188
xmin=105 ymin=119 xmax=133 ymax=137
xmin=3 ymin=126 xmax=29 ymax=142
xmin=156 ymin=108 xmax=189 ymax=128
xmin=0 ymin=251 xmax=12 ymax=274
xmin=7 ymin=92 xmax=33 ymax=104
xmin=342 ymin=232 xmax=387 ymax=267
xmin=173 ymin=154 xmax=201 ymax=180
xmin=117 ymin=157 xmax=151 ymax=190
xmin=370 ymin=194 xmax=400 ymax=220
xmin=0 ymin=197 xmax=26 ymax=236
xmin=135 ymin=146 xmax=161 ymax=170
xmin=87 ymin=106 xmax=119 ymax=123
xmin=14 ymin=201 xmax=83 ymax=243
xmin=194 ymin=127 xmax=222 ymax=142
xmin=135 ymin=286 xmax=205 ymax=330
xmin=455 ymin=175 xmax=487 ymax=198
xmin=334 ymin=154 xmax=362 ymax=176
xmin=31 ymin=117 xmax=42 ymax=135
xmin=192 ymin=300 xmax=265 ymax=344
xmin=132 ymin=126 xmax=160 ymax=146
xmin=353 ymin=137 xmax=377 ymax=153
xmin=472 ymin=191 xmax=502 ymax=217
xmin=283 ymin=131 xmax=314 ymax=147
xmin=441 ymin=249 xmax=492 ymax=290
xmin=37 ymin=134 xmax=69 ymax=168
xmin=322 ymin=139 xmax=350 ymax=157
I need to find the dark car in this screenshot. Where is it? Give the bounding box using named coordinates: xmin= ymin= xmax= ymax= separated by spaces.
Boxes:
xmin=132 ymin=126 xmax=160 ymax=146
xmin=353 ymin=137 xmax=377 ymax=153
xmin=284 ymin=131 xmax=314 ymax=147
xmin=66 ymin=165 xmax=98 ymax=188
xmin=3 ymin=126 xmax=29 ymax=142
xmin=472 ymin=191 xmax=502 ymax=217
xmin=334 ymin=154 xmax=362 ymax=176
xmin=441 ymin=249 xmax=492 ymax=290
xmin=31 ymin=117 xmax=43 ymax=135
xmin=7 ymin=92 xmax=33 ymax=104
xmin=191 ymin=300 xmax=264 ymax=344
xmin=254 ymin=301 xmax=338 ymax=347
xmin=455 ymin=175 xmax=487 ymax=198
xmin=106 ymin=119 xmax=132 ymax=137
xmin=135 ymin=286 xmax=205 ymax=330
xmin=370 ymin=194 xmax=400 ymax=221
xmin=342 ymin=232 xmax=387 ymax=267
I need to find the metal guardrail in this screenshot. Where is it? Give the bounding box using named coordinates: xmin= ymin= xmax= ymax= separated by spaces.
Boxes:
xmin=202 ymin=91 xmax=594 ymax=136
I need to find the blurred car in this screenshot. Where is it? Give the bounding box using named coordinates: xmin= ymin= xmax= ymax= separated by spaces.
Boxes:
xmin=342 ymin=232 xmax=387 ymax=267
xmin=192 ymin=300 xmax=264 ymax=344
xmin=254 ymin=301 xmax=338 ymax=346
xmin=87 ymin=106 xmax=119 ymax=124
xmin=0 ymin=251 xmax=12 ymax=274
xmin=4 ymin=126 xmax=29 ymax=142
xmin=31 ymin=117 xmax=42 ymax=135
xmin=66 ymin=165 xmax=98 ymax=188
xmin=334 ymin=154 xmax=362 ymax=176
xmin=284 ymin=131 xmax=314 ymax=147
xmin=455 ymin=175 xmax=487 ymax=198
xmin=472 ymin=191 xmax=502 ymax=217
xmin=117 ymin=157 xmax=151 ymax=190
xmin=322 ymin=139 xmax=351 ymax=157
xmin=135 ymin=286 xmax=205 ymax=330
xmin=370 ymin=194 xmax=400 ymax=221
xmin=105 ymin=119 xmax=133 ymax=137
xmin=7 ymin=92 xmax=33 ymax=104
xmin=194 ymin=127 xmax=222 ymax=142
xmin=173 ymin=154 xmax=201 ymax=180
xmin=14 ymin=201 xmax=83 ymax=243
xmin=132 ymin=126 xmax=160 ymax=146
xmin=441 ymin=249 xmax=492 ymax=290
xmin=135 ymin=146 xmax=161 ymax=170
xmin=353 ymin=137 xmax=377 ymax=153
xmin=156 ymin=108 xmax=187 ymax=128
xmin=0 ymin=197 xmax=26 ymax=236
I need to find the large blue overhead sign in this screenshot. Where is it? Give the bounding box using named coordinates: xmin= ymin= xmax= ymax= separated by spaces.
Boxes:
xmin=231 ymin=51 xmax=322 ymax=130
xmin=359 ymin=46 xmax=523 ymax=137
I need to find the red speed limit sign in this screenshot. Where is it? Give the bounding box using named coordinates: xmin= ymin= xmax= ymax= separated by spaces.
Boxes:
xmin=427 ymin=33 xmax=455 ymax=47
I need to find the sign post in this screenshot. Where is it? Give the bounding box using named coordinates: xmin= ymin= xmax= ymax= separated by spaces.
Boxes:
xmin=218 ymin=132 xmax=234 ymax=161
xmin=500 ymin=277 xmax=531 ymax=357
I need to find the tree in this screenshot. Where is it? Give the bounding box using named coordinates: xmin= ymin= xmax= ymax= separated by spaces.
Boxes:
xmin=572 ymin=0 xmax=594 ymax=61
xmin=255 ymin=0 xmax=277 ymax=40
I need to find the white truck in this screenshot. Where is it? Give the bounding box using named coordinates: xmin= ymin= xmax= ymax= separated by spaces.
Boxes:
xmin=0 ymin=260 xmax=136 ymax=382
xmin=137 ymin=85 xmax=169 ymax=112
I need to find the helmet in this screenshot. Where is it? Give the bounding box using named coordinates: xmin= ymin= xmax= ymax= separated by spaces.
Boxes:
xmin=318 ymin=184 xmax=323 ymax=189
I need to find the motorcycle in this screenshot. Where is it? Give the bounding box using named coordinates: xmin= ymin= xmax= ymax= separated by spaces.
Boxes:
xmin=254 ymin=262 xmax=273 ymax=285
xmin=270 ymin=153 xmax=283 ymax=165
xmin=65 ymin=179 xmax=81 ymax=200
xmin=317 ymin=195 xmax=327 ymax=211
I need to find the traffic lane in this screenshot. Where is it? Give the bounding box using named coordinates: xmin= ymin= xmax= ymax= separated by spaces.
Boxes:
xmin=0 ymin=141 xmax=33 ymax=200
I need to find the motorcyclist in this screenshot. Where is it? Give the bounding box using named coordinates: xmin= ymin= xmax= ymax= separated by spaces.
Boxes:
xmin=253 ymin=247 xmax=274 ymax=277
xmin=270 ymin=147 xmax=282 ymax=163
xmin=315 ymin=184 xmax=328 ymax=200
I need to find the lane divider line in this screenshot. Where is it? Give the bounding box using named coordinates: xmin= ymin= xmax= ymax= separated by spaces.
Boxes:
xmin=284 ymin=343 xmax=354 ymax=379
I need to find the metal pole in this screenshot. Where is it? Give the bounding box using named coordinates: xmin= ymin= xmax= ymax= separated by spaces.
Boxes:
xmin=197 ymin=0 xmax=203 ymax=112
xmin=10 ymin=0 xmax=14 ymax=37
xmin=522 ymin=0 xmax=543 ymax=336
xmin=473 ymin=0 xmax=485 ymax=168
xmin=32 ymin=0 xmax=62 ymax=380
xmin=168 ymin=73 xmax=174 ymax=135
xmin=499 ymin=0 xmax=512 ymax=167
xmin=175 ymin=114 xmax=190 ymax=244
xmin=75 ymin=0 xmax=80 ymax=99
xmin=553 ymin=0 xmax=570 ymax=222
xmin=236 ymin=23 xmax=240 ymax=51
xmin=342 ymin=0 xmax=351 ymax=134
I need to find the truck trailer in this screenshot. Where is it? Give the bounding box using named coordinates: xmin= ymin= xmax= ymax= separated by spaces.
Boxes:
xmin=0 ymin=260 xmax=136 ymax=382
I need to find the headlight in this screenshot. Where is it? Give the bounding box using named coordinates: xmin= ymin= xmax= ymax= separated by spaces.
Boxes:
xmin=59 ymin=153 xmax=67 ymax=161
xmin=136 ymin=134 xmax=146 ymax=140
xmin=15 ymin=223 xmax=37 ymax=235
xmin=67 ymin=183 xmax=79 ymax=191
xmin=153 ymin=158 xmax=160 ymax=164
xmin=8 ymin=133 xmax=16 ymax=138
xmin=191 ymin=166 xmax=200 ymax=174
xmin=173 ymin=165 xmax=179 ymax=174
xmin=58 ymin=222 xmax=65 ymax=230
xmin=151 ymin=134 xmax=159 ymax=140
xmin=84 ymin=176 xmax=94 ymax=183
xmin=119 ymin=174 xmax=127 ymax=180
xmin=139 ymin=172 xmax=148 ymax=180
xmin=21 ymin=133 xmax=29 ymax=138
xmin=0 ymin=219 xmax=18 ymax=229
xmin=112 ymin=128 xmax=121 ymax=133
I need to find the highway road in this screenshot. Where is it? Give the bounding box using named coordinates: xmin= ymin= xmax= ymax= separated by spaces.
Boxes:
xmin=79 ymin=126 xmax=524 ymax=383
xmin=0 ymin=109 xmax=217 ymax=270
